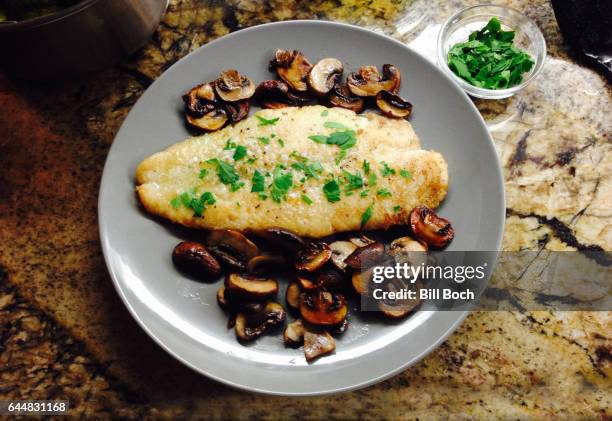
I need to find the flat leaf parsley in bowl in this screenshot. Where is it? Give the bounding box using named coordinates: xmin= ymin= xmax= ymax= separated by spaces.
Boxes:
xmin=437 ymin=5 xmax=546 ymax=99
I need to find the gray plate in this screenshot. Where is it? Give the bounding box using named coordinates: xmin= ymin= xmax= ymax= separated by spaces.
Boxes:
xmin=99 ymin=20 xmax=504 ymax=396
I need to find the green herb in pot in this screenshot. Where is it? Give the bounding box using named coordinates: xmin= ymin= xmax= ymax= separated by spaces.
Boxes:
xmin=447 ymin=17 xmax=535 ymax=90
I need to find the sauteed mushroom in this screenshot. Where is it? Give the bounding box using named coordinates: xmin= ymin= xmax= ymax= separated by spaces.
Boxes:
xmin=308 ymin=58 xmax=343 ymax=95
xmin=207 ymin=246 xmax=246 ymax=271
xmin=285 ymin=282 xmax=302 ymax=309
xmin=304 ymin=329 xmax=336 ymax=361
xmin=172 ymin=241 xmax=222 ymax=280
xmin=388 ymin=236 xmax=428 ymax=267
xmin=216 ymin=286 xmax=231 ymax=311
xmin=299 ymin=290 xmax=348 ymax=326
xmin=327 ymin=83 xmax=364 ymax=113
xmin=247 ymin=254 xmax=288 ymax=275
xmin=351 ymin=267 xmax=373 ymax=296
xmin=225 ymin=273 xmax=278 ymax=300
xmin=283 ymin=318 xmax=305 ymax=347
xmin=270 ymin=49 xmax=312 ymax=92
xmin=206 ymin=229 xmax=260 ymax=264
xmin=315 ymin=266 xmax=346 ymax=291
xmin=255 ymin=80 xmax=312 ymax=109
xmin=295 ymin=242 xmax=332 ymax=272
xmin=344 ymin=241 xmax=386 ymax=269
xmin=377 ymin=279 xmax=423 ymax=319
xmin=214 ymin=69 xmax=256 ymax=102
xmin=296 ymin=275 xmax=318 ymax=291
xmin=347 ymin=64 xmax=401 ymax=97
xmin=376 ymin=90 xmax=413 ymax=118
xmin=235 ymin=301 xmax=286 ymax=341
xmin=259 ymin=227 xmax=305 ymax=252
xmin=329 ymin=241 xmax=358 ymax=271
xmin=186 ymin=107 xmax=229 ymax=131
xmin=409 ymin=206 xmax=454 ymax=248
xmin=349 ymin=235 xmax=375 ymax=248
xmin=224 ymin=100 xmax=250 ymax=123
xmin=182 ymin=83 xmax=216 ymax=115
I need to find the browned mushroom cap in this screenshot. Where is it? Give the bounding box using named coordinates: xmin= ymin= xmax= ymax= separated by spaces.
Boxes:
xmin=304 ymin=328 xmax=336 ymax=361
xmin=409 ymin=206 xmax=454 ymax=248
xmin=347 ymin=64 xmax=401 ymax=97
xmin=388 ymin=236 xmax=428 ymax=267
xmin=258 ymin=227 xmax=306 ymax=252
xmin=235 ymin=301 xmax=286 ymax=341
xmin=255 ymin=80 xmax=312 ymax=109
xmin=349 ymin=235 xmax=376 ymax=248
xmin=296 ymin=275 xmax=318 ymax=291
xmin=246 ymin=254 xmax=288 ymax=275
xmin=329 ymin=241 xmax=358 ymax=272
xmin=225 ymin=273 xmax=278 ymax=300
xmin=315 ymin=266 xmax=346 ymax=291
xmin=216 ymin=286 xmax=231 ymax=311
xmin=308 ymin=58 xmax=343 ymax=95
xmin=295 ymin=242 xmax=332 ymax=272
xmin=224 ymin=100 xmax=250 ymax=123
xmin=285 ymin=282 xmax=302 ymax=309
xmin=214 ymin=69 xmax=256 ymax=102
xmin=186 ymin=107 xmax=229 ymax=131
xmin=376 ymin=90 xmax=413 ymax=119
xmin=182 ymin=83 xmax=217 ymax=116
xmin=344 ymin=241 xmax=386 ymax=270
xmin=327 ymin=83 xmax=365 ymax=113
xmin=299 ymin=290 xmax=348 ymax=326
xmin=270 ymin=49 xmax=312 ymax=92
xmin=206 ymin=229 xmax=260 ymax=264
xmin=351 ymin=267 xmax=373 ymax=296
xmin=377 ymin=279 xmax=423 ymax=319
xmin=283 ymin=318 xmax=305 ymax=347
xmin=172 ymin=241 xmax=222 ymax=280
xmin=207 ymin=246 xmax=246 ymax=271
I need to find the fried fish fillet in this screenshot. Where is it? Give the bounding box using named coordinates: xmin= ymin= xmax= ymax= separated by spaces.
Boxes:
xmin=136 ymin=105 xmax=447 ymax=238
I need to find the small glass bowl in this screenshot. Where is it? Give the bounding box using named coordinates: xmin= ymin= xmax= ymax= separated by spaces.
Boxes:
xmin=437 ymin=4 xmax=546 ymax=99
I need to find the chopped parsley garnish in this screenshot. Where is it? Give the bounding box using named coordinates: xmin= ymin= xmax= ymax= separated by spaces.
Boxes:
xmin=256 ymin=115 xmax=280 ymax=126
xmin=393 ymin=205 xmax=402 ymax=213
xmin=447 ymin=17 xmax=535 ymax=90
xmin=198 ymin=168 xmax=209 ymax=179
xmin=251 ymin=170 xmax=265 ymax=193
xmin=367 ymin=172 xmax=377 ymax=187
xmin=324 ymin=121 xmax=349 ymax=130
xmin=361 ymin=204 xmax=374 ymax=228
xmin=380 ymin=162 xmax=396 ymax=177
xmin=246 ymin=157 xmax=257 ymax=164
xmin=277 ymin=138 xmax=285 ymax=147
xmin=270 ymin=166 xmax=293 ymax=203
xmin=170 ymin=197 xmax=181 ymax=208
xmin=335 ymin=150 xmax=347 ymax=165
xmin=223 ymin=139 xmax=237 ymax=150
xmin=363 ymin=160 xmax=371 ymax=175
xmin=360 ymin=189 xmax=369 ymax=198
xmin=308 ymin=134 xmax=328 ymax=144
xmin=308 ymin=129 xmax=356 ymax=150
xmin=257 ymin=136 xmax=270 ymax=145
xmin=208 ymin=159 xmax=243 ymax=191
xmin=321 ymin=110 xmax=329 ymax=117
xmin=233 ymin=145 xmax=247 ymax=161
xmin=377 ymin=188 xmax=392 ymax=198
xmin=229 ymin=181 xmax=245 ymax=192
xmin=342 ymin=170 xmax=364 ymax=193
xmin=400 ymin=169 xmax=412 ymax=179
xmin=290 ymin=153 xmax=323 ymax=179
xmin=258 ymin=192 xmax=268 ymax=200
xmin=301 ymin=194 xmax=314 ymax=205
xmin=171 ymin=190 xmax=215 ymax=217
xmin=322 ymin=179 xmax=341 ymax=203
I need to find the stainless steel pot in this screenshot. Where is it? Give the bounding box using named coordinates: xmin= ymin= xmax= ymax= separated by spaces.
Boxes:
xmin=0 ymin=0 xmax=168 ymax=80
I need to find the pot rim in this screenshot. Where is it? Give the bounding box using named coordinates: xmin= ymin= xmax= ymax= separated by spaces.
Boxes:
xmin=0 ymin=0 xmax=100 ymax=33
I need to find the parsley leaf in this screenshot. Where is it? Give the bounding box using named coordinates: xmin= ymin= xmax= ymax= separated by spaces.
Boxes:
xmin=367 ymin=172 xmax=377 ymax=187
xmin=380 ymin=162 xmax=396 ymax=177
xmin=308 ymin=134 xmax=328 ymax=144
xmin=208 ymin=159 xmax=243 ymax=191
xmin=256 ymin=115 xmax=280 ymax=126
xmin=335 ymin=149 xmax=347 ymax=165
xmin=342 ymin=170 xmax=364 ymax=193
xmin=377 ymin=188 xmax=392 ymax=198
xmin=277 ymin=138 xmax=285 ymax=147
xmin=321 ymin=110 xmax=329 ymax=117
xmin=257 ymin=136 xmax=270 ymax=145
xmin=361 ymin=204 xmax=374 ymax=228
xmin=322 ymin=179 xmax=341 ymax=203
xmin=400 ymin=169 xmax=412 ymax=179
xmin=301 ymin=194 xmax=313 ymax=205
xmin=170 ymin=197 xmax=181 ymax=208
xmin=393 ymin=205 xmax=402 ymax=213
xmin=324 ymin=121 xmax=349 ymax=130
xmin=223 ymin=139 xmax=237 ymax=150
xmin=199 ymin=168 xmax=209 ymax=179
xmin=270 ymin=166 xmax=293 ymax=203
xmin=363 ymin=160 xmax=371 ymax=175
xmin=233 ymin=145 xmax=247 ymax=161
xmin=251 ymin=170 xmax=265 ymax=192
xmin=360 ymin=189 xmax=369 ymax=198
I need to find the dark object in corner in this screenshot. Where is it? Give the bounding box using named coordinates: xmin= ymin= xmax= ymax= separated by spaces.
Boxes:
xmin=551 ymin=0 xmax=612 ymax=82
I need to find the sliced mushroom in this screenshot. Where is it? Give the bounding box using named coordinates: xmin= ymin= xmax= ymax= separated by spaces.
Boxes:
xmin=283 ymin=318 xmax=305 ymax=347
xmin=315 ymin=266 xmax=346 ymax=291
xmin=206 ymin=229 xmax=260 ymax=263
xmin=296 ymin=275 xmax=318 ymax=291
xmin=344 ymin=241 xmax=386 ymax=270
xmin=286 ymin=282 xmax=302 ymax=309
xmin=377 ymin=279 xmax=422 ymax=319
xmin=214 ymin=69 xmax=256 ymax=102
xmin=328 ymin=83 xmax=365 ymax=113
xmin=217 ymin=286 xmax=231 ymax=311
xmin=255 ymin=80 xmax=312 ymax=109
xmin=208 ymin=246 xmax=247 ymax=271
xmin=259 ymin=227 xmax=305 ymax=252
xmin=299 ymin=290 xmax=348 ymax=326
xmin=182 ymin=83 xmax=216 ymax=116
xmin=172 ymin=241 xmax=222 ymax=280
xmin=329 ymin=318 xmax=349 ymax=336
xmin=304 ymin=329 xmax=336 ymax=361
xmin=246 ymin=254 xmax=288 ymax=275
xmin=409 ymin=206 xmax=454 ymax=248
xmin=388 ymin=236 xmax=428 ymax=267
xmin=295 ymin=242 xmax=332 ymax=272
xmin=330 ymin=241 xmax=358 ymax=271
xmin=186 ymin=107 xmax=228 ymax=131
xmin=349 ymin=235 xmax=376 ymax=248
xmin=224 ymin=273 xmax=278 ymax=300
xmin=224 ymin=100 xmax=250 ymax=123
xmin=308 ymin=58 xmax=343 ymax=96
xmin=235 ymin=301 xmax=286 ymax=341
xmin=351 ymin=267 xmax=373 ymax=296
xmin=376 ymin=90 xmax=413 ymax=118
xmin=347 ymin=64 xmax=401 ymax=97
xmin=270 ymin=49 xmax=312 ymax=92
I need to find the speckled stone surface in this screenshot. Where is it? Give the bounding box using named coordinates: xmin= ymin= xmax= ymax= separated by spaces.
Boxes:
xmin=0 ymin=0 xmax=610 ymax=419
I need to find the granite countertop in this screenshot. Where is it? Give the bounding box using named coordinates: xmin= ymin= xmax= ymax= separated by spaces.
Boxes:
xmin=0 ymin=0 xmax=610 ymax=419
